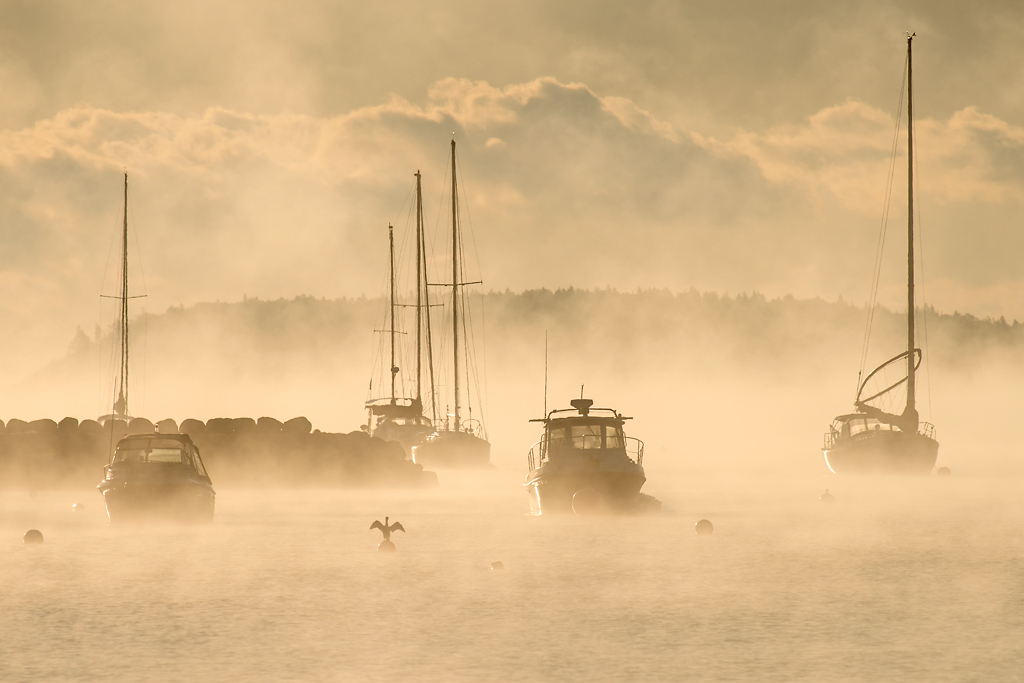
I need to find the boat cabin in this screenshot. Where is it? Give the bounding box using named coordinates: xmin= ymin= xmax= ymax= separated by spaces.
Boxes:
xmin=107 ymin=433 xmax=210 ymax=482
xmin=530 ymin=398 xmax=643 ymax=469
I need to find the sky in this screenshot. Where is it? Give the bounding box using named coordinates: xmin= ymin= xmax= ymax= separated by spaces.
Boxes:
xmin=2 ymin=0 xmax=1024 ymax=378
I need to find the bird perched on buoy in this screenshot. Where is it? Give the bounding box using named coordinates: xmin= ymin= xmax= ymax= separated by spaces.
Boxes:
xmin=820 ymin=489 xmax=836 ymax=503
xmin=370 ymin=516 xmax=405 ymax=552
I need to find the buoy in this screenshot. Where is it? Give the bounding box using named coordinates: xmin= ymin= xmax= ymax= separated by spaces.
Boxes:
xmin=23 ymin=529 xmax=44 ymax=544
xmin=72 ymin=503 xmax=84 ymax=513
xmin=491 ymin=561 xmax=504 ymax=570
xmin=571 ymin=488 xmax=605 ymax=516
xmin=820 ymin=489 xmax=836 ymax=503
xmin=378 ymin=540 xmax=396 ymax=552
xmin=695 ymin=519 xmax=713 ymax=535
xmin=937 ymin=467 xmax=951 ymax=477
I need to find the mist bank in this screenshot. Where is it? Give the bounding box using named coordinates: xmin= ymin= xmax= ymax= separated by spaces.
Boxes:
xmin=6 ymin=288 xmax=1024 ymax=475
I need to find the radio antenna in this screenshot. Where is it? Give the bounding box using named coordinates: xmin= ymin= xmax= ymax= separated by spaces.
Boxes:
xmin=543 ymin=330 xmax=548 ymax=416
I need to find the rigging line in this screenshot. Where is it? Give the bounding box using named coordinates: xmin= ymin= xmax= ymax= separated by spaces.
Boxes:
xmin=451 ymin=145 xmax=489 ymax=430
xmin=452 ymin=146 xmax=485 ymax=286
xmin=856 ymin=53 xmax=908 ymax=401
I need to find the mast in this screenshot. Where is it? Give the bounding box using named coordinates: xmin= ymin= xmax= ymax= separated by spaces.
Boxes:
xmin=388 ymin=223 xmax=397 ymax=405
xmin=905 ymin=34 xmax=917 ymax=424
xmin=116 ymin=173 xmax=130 ymax=418
xmin=415 ymin=172 xmax=423 ymax=407
xmin=417 ymin=171 xmax=440 ymax=424
xmin=451 ymin=139 xmax=461 ymax=432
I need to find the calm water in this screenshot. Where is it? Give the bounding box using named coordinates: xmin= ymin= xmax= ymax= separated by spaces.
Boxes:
xmin=1 ymin=470 xmax=1022 ymax=682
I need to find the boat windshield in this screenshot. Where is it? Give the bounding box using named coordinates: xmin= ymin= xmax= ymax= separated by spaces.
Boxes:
xmin=114 ymin=438 xmax=190 ymax=465
xmin=546 ymin=423 xmax=624 ymax=450
xmin=840 ymin=417 xmax=899 ymax=437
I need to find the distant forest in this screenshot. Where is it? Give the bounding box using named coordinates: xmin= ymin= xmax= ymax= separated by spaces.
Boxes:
xmin=45 ymin=287 xmax=1024 ymax=383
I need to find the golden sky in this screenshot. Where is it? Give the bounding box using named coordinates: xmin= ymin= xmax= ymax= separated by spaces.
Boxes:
xmin=2 ymin=0 xmax=1023 ymax=373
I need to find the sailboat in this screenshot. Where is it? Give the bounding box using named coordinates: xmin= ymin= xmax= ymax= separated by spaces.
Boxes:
xmin=364 ymin=171 xmax=438 ymax=455
xmin=98 ymin=173 xmax=143 ymax=426
xmin=412 ymin=140 xmax=491 ymax=469
xmin=823 ymin=34 xmax=939 ymax=475
xmin=96 ymin=173 xmax=216 ymax=521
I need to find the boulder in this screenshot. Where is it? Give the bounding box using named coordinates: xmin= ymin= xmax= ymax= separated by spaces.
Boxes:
xmin=28 ymin=419 xmax=59 ymax=434
xmin=78 ymin=419 xmax=104 ymax=436
xmin=128 ymin=417 xmax=155 ymax=434
xmin=6 ymin=419 xmax=28 ymax=434
xmin=206 ymin=418 xmax=234 ymax=435
xmin=283 ymin=417 xmax=312 ymax=436
xmin=179 ymin=419 xmax=206 ymax=437
xmin=58 ymin=417 xmax=80 ymax=431
xmin=231 ymin=417 xmax=257 ymax=434
xmin=256 ymin=417 xmax=284 ymax=432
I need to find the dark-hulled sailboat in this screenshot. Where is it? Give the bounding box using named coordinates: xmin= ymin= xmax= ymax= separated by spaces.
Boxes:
xmin=823 ymin=34 xmax=939 ymax=475
xmin=412 ymin=140 xmax=491 ymax=468
xmin=364 ymin=171 xmax=438 ymax=455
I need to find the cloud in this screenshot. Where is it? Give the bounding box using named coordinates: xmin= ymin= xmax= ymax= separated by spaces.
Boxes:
xmin=705 ymin=100 xmax=1024 ymax=211
xmin=2 ymin=74 xmax=1024 ymax=383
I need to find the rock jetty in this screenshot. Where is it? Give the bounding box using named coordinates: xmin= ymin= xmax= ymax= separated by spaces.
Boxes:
xmin=0 ymin=416 xmax=437 ymax=489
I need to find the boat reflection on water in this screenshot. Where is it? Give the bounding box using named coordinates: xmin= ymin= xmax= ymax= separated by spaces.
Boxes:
xmin=98 ymin=433 xmax=215 ymax=522
xmin=524 ymin=398 xmax=648 ymax=514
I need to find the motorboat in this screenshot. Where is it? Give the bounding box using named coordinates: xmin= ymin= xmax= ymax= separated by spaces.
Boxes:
xmin=98 ymin=432 xmax=215 ymax=521
xmin=524 ymin=398 xmax=646 ymax=513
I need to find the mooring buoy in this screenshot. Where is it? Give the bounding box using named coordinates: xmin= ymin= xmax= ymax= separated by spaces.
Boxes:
xmin=378 ymin=540 xmax=396 ymax=552
xmin=23 ymin=529 xmax=43 ymax=544
xmin=72 ymin=503 xmax=84 ymax=513
xmin=695 ymin=519 xmax=713 ymax=535
xmin=491 ymin=561 xmax=504 ymax=570
xmin=937 ymin=467 xmax=951 ymax=477
xmin=820 ymin=489 xmax=836 ymax=503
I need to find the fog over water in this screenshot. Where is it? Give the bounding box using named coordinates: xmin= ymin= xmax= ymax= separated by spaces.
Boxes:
xmin=3 ymin=473 xmax=1023 ymax=682
xmin=4 ymin=1 xmax=1024 ymax=681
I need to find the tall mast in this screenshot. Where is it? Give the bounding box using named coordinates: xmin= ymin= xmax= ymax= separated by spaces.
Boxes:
xmin=905 ymin=34 xmax=916 ymax=422
xmin=389 ymin=223 xmax=397 ymax=405
xmin=117 ymin=173 xmax=130 ymax=417
xmin=415 ymin=172 xmax=423 ymax=406
xmin=451 ymin=139 xmax=461 ymax=432
xmin=420 ymin=182 xmax=439 ymax=425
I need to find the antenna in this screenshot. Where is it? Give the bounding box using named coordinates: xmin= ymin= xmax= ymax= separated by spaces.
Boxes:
xmin=543 ymin=331 xmax=548 ymax=416
xmin=580 ymin=384 xmax=584 ymax=400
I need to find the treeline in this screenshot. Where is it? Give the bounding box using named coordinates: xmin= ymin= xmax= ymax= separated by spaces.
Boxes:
xmin=0 ymin=415 xmax=436 ymax=490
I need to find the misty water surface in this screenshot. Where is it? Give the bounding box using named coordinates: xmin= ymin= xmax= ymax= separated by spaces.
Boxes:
xmin=2 ymin=470 xmax=1021 ymax=682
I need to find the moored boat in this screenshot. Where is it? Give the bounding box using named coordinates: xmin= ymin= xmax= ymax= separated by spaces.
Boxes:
xmin=98 ymin=432 xmax=215 ymax=522
xmin=411 ymin=139 xmax=490 ymax=469
xmin=524 ymin=398 xmax=646 ymax=514
xmin=823 ymin=34 xmax=939 ymax=475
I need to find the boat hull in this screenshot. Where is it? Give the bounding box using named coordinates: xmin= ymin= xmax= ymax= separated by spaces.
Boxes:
xmin=824 ymin=430 xmax=938 ymax=475
xmin=412 ymin=430 xmax=490 ymax=469
xmin=99 ymin=481 xmax=216 ymax=522
xmin=525 ymin=467 xmax=646 ymax=514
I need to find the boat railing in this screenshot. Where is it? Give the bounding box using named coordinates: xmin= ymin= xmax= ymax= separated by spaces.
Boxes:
xmin=526 ymin=436 xmax=645 ymax=470
xmin=824 ymin=421 xmax=937 ymax=449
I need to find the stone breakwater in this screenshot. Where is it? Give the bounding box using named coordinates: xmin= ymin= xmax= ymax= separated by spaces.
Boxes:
xmin=0 ymin=416 xmax=437 ymax=489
